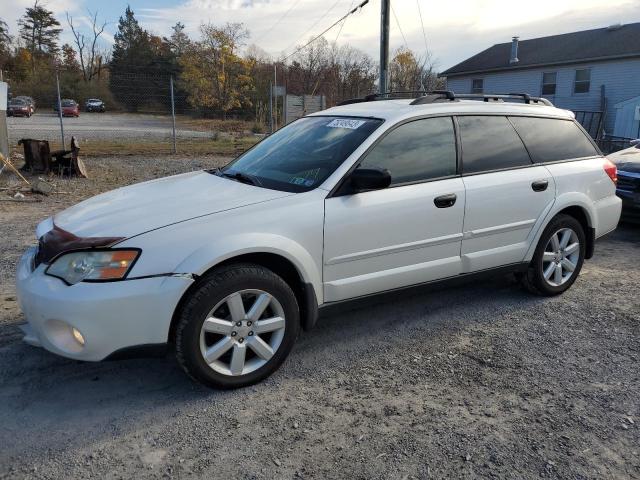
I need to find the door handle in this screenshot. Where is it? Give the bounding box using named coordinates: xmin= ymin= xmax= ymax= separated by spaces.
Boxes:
xmin=434 ymin=193 xmax=457 ymax=208
xmin=532 ymin=180 xmax=549 ymax=192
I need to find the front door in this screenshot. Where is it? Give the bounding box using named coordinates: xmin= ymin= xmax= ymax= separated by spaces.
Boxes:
xmin=323 ymin=116 xmax=465 ymax=302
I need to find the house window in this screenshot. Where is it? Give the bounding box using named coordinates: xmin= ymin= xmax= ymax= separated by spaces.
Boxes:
xmin=574 ymin=69 xmax=591 ymax=94
xmin=471 ymin=78 xmax=484 ymax=94
xmin=541 ymin=72 xmax=557 ymax=95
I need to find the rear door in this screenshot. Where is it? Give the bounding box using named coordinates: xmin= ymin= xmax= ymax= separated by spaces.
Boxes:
xmin=323 ymin=116 xmax=465 ymax=302
xmin=457 ymin=115 xmax=556 ymax=272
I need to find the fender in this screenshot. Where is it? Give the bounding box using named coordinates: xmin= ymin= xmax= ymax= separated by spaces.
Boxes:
xmin=524 ymin=191 xmax=595 ymax=261
xmin=174 ymin=233 xmax=324 ymax=305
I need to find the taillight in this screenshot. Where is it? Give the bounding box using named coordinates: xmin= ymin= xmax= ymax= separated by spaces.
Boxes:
xmin=603 ymin=158 xmax=617 ymax=185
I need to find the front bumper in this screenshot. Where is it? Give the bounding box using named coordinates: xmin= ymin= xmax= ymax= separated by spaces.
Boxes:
xmin=16 ymin=247 xmax=194 ymax=361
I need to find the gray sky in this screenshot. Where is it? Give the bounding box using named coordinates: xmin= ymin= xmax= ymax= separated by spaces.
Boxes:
xmin=3 ymin=0 xmax=640 ymax=70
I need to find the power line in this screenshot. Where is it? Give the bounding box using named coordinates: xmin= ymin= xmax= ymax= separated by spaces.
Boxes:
xmin=283 ymin=0 xmax=369 ymax=61
xmin=391 ymin=4 xmax=408 ymax=50
xmin=415 ymin=0 xmax=429 ymax=56
xmin=334 ymin=0 xmax=355 ymax=43
xmin=253 ymin=0 xmax=303 ymax=43
xmin=282 ymin=0 xmax=342 ymax=55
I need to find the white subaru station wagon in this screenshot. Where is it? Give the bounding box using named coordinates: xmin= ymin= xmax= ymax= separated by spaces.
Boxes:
xmin=16 ymin=92 xmax=621 ymax=389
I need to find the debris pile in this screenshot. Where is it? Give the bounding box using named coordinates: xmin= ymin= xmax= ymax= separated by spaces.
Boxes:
xmin=18 ymin=136 xmax=87 ymax=178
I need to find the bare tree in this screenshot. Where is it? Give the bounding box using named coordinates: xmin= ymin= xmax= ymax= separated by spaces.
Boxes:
xmin=67 ymin=9 xmax=106 ymax=81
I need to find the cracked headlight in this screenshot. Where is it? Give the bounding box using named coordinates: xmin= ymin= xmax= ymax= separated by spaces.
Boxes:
xmin=46 ymin=249 xmax=140 ymax=285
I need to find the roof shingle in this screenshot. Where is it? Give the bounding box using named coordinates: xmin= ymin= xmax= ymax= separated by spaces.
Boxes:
xmin=442 ymin=22 xmax=640 ymax=77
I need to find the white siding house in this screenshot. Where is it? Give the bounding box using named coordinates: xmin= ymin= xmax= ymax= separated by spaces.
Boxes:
xmin=441 ymin=23 xmax=640 ymax=138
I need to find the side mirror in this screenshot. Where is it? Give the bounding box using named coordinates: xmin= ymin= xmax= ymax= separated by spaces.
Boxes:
xmin=350 ymin=168 xmax=391 ymax=192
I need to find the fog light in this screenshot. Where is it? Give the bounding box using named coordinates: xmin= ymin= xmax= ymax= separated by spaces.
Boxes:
xmin=71 ymin=327 xmax=85 ymax=346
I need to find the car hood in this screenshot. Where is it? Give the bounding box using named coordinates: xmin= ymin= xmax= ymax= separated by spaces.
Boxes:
xmin=609 ymin=146 xmax=640 ymax=174
xmin=53 ymin=170 xmax=293 ymax=238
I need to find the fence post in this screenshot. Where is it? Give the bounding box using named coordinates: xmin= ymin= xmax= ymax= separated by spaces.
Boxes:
xmin=269 ymin=81 xmax=273 ymax=134
xmin=55 ymin=70 xmax=65 ymax=151
xmin=170 ymin=75 xmax=177 ymax=154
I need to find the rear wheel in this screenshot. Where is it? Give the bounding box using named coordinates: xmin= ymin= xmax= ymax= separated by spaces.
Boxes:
xmin=522 ymin=214 xmax=586 ymax=296
xmin=175 ymin=264 xmax=300 ymax=389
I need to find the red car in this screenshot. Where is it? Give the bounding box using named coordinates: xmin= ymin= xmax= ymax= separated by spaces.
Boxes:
xmin=56 ymin=99 xmax=80 ymax=117
xmin=8 ymin=98 xmax=32 ymax=117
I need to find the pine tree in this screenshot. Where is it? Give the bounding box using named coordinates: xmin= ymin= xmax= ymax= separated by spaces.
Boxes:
xmin=18 ymin=1 xmax=62 ymax=56
xmin=0 ymin=17 xmax=12 ymax=65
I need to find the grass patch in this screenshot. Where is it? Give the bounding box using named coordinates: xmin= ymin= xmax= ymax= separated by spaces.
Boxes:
xmin=10 ymin=136 xmax=261 ymax=158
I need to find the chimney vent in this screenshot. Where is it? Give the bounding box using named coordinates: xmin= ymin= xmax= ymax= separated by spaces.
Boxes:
xmin=510 ymin=36 xmax=519 ymax=64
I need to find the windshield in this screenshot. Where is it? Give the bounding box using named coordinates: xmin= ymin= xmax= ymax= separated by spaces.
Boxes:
xmin=219 ymin=116 xmax=383 ymax=192
xmin=62 ymin=100 xmax=75 ymax=107
xmin=10 ymin=99 xmax=26 ymax=105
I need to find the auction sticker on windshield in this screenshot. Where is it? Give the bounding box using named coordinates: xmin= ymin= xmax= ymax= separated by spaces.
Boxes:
xmin=326 ymin=118 xmax=366 ymax=129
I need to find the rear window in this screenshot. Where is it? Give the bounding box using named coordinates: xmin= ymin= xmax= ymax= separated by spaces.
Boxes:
xmin=509 ymin=117 xmax=599 ymax=162
xmin=458 ymin=116 xmax=532 ymax=174
xmin=62 ymin=100 xmax=75 ymax=107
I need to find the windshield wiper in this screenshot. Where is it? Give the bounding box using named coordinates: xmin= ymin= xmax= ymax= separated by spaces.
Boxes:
xmin=214 ymin=169 xmax=262 ymax=187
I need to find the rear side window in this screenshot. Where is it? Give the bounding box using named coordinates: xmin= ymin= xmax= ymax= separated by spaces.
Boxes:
xmin=457 ymin=116 xmax=531 ymax=174
xmin=509 ymin=117 xmax=599 ymax=162
xmin=359 ymin=116 xmax=457 ymax=186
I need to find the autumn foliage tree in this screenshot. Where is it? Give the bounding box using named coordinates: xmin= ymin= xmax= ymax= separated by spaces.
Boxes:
xmin=179 ymin=22 xmax=254 ymax=119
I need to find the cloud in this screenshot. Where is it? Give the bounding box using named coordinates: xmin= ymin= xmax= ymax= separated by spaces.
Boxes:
xmin=3 ymin=0 xmax=639 ymax=70
xmin=133 ymin=0 xmax=640 ymax=69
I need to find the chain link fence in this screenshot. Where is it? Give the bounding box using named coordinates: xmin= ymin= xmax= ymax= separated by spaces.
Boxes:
xmin=2 ymin=65 xmax=272 ymax=159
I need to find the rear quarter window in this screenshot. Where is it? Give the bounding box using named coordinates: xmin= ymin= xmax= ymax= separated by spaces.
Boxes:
xmin=508 ymin=116 xmax=599 ymax=162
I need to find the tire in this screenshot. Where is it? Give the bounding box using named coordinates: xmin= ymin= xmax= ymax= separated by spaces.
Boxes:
xmin=175 ymin=263 xmax=300 ymax=389
xmin=522 ymin=214 xmax=586 ymax=296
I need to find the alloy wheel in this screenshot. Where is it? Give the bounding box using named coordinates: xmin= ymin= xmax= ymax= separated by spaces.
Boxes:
xmin=199 ymin=289 xmax=286 ymax=376
xmin=542 ymin=227 xmax=580 ymax=287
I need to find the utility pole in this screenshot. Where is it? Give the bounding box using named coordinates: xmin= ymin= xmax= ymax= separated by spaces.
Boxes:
xmin=379 ymin=0 xmax=390 ymax=95
xmin=170 ymin=76 xmax=177 ymax=154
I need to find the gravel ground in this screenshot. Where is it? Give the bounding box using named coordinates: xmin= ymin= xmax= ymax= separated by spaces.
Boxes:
xmin=0 ymin=156 xmax=639 ymax=479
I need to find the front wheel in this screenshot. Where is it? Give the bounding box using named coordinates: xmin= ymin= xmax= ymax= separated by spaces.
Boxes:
xmin=175 ymin=264 xmax=300 ymax=389
xmin=522 ymin=214 xmax=586 ymax=296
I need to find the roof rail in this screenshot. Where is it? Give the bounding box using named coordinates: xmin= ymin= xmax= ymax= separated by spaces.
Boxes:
xmin=337 ymin=90 xmax=437 ymax=106
xmin=336 ymin=90 xmax=554 ymax=107
xmin=452 ymin=92 xmax=554 ymax=106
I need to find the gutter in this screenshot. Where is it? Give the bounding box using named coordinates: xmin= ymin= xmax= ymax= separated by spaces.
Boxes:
xmin=440 ymin=52 xmax=640 ymax=78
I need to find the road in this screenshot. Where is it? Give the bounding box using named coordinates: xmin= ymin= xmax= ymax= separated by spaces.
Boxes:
xmin=7 ymin=112 xmax=213 ymax=144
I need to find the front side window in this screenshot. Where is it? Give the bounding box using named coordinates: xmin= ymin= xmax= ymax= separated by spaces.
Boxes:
xmin=458 ymin=116 xmax=531 ymax=174
xmin=542 ymin=72 xmax=557 ymax=95
xmin=508 ymin=116 xmax=599 ymax=162
xmin=574 ymin=69 xmax=590 ymax=94
xmin=472 ymin=78 xmax=484 ymax=94
xmin=221 ymin=116 xmax=383 ymax=192
xmin=358 ymin=117 xmax=457 ymax=186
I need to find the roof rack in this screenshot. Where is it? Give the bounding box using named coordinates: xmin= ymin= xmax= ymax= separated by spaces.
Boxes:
xmin=338 ymin=91 xmax=439 ymax=106
xmin=337 ymin=90 xmax=554 ymax=107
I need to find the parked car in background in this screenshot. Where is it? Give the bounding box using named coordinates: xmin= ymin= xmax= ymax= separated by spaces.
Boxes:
xmin=608 ymin=140 xmax=640 ymax=223
xmin=55 ymin=99 xmax=80 ymax=117
xmin=85 ymin=98 xmax=106 ymax=112
xmin=16 ymin=92 xmax=621 ymax=389
xmin=15 ymin=96 xmax=36 ymax=114
xmin=8 ymin=98 xmax=32 ymax=117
